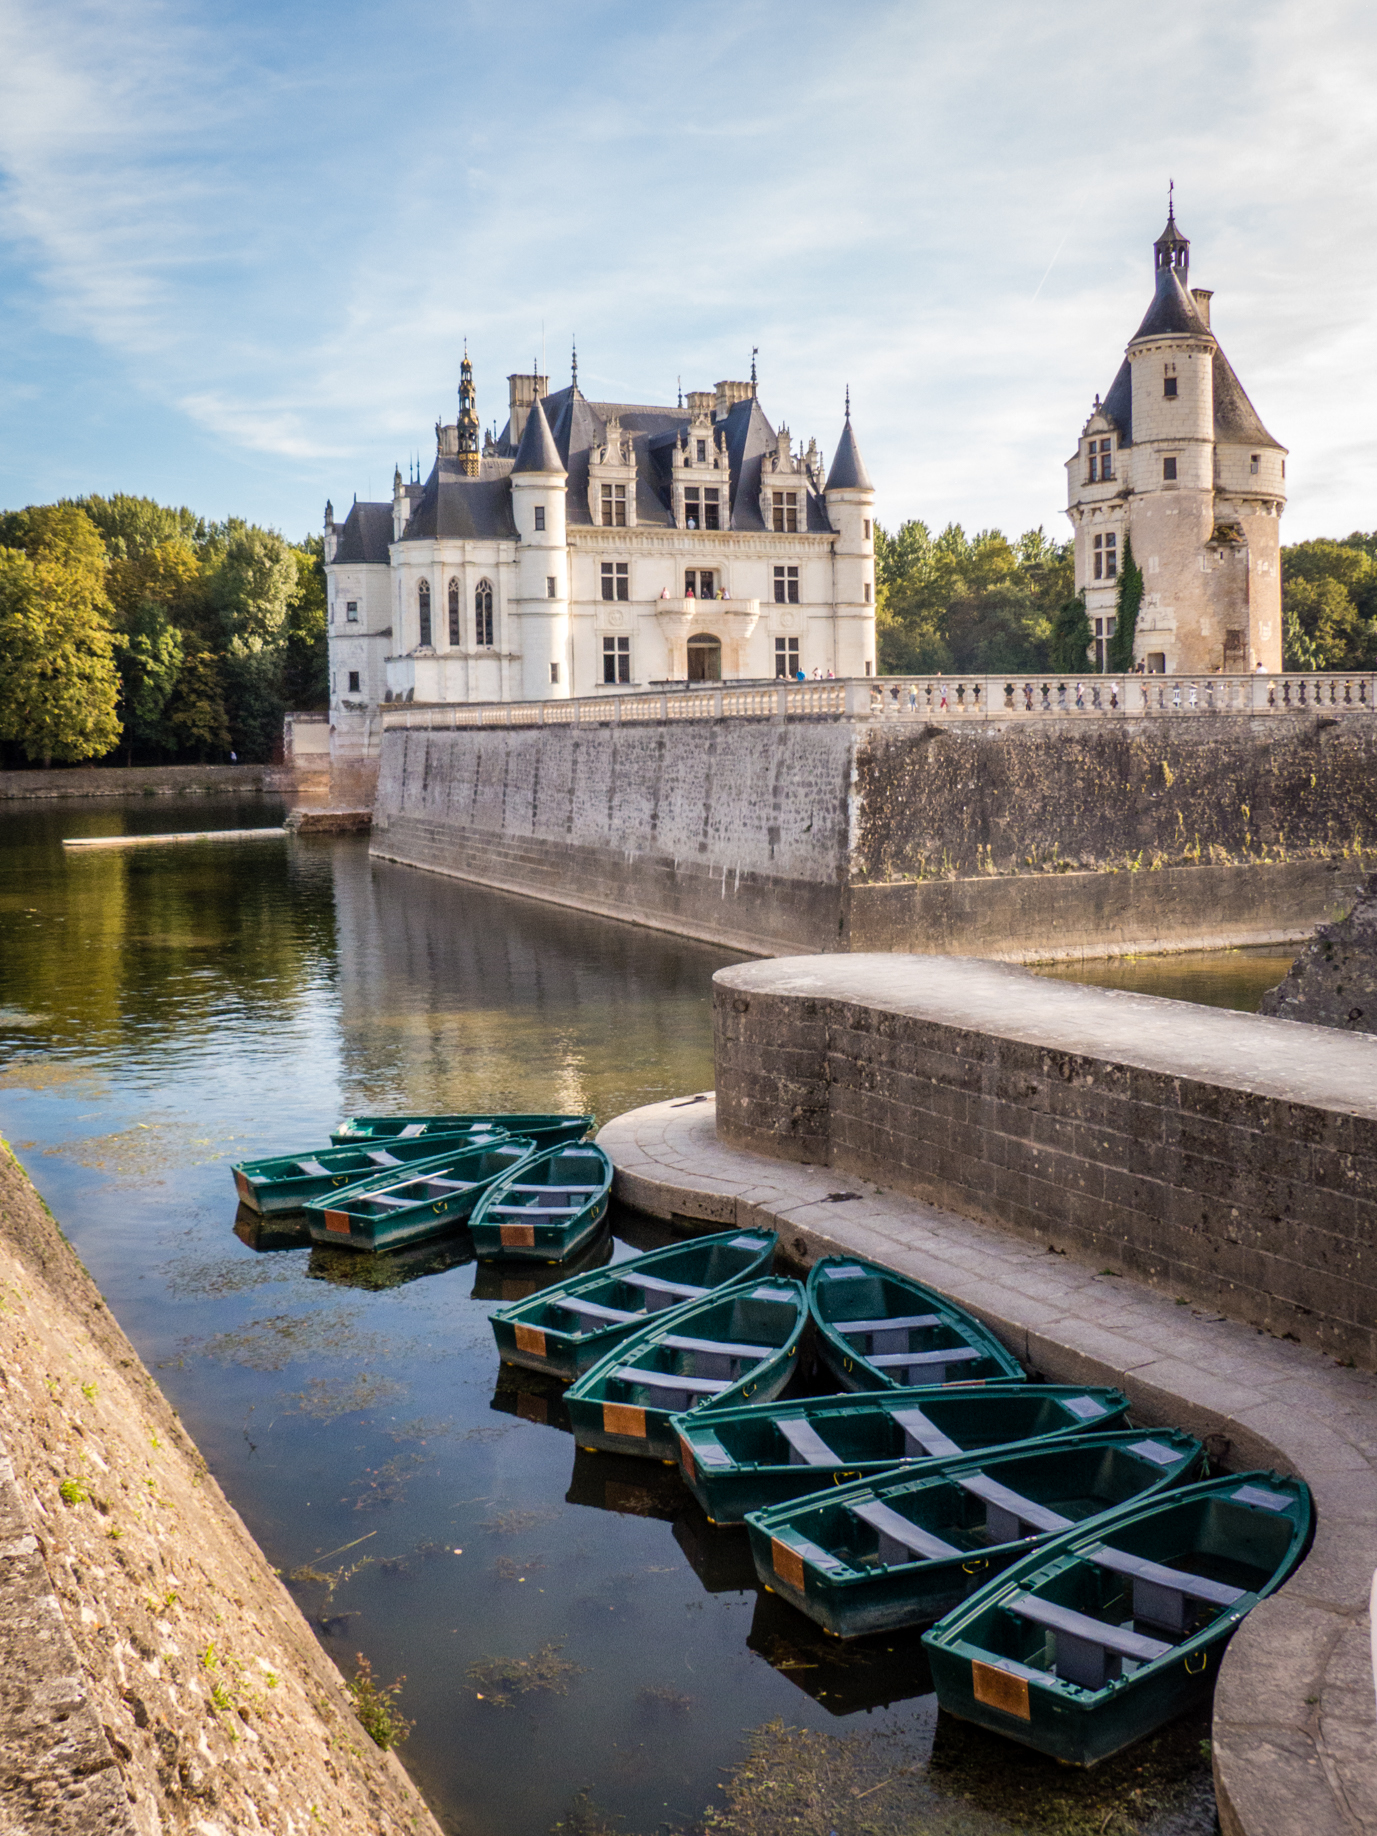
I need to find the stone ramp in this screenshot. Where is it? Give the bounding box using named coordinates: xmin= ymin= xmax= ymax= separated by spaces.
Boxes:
xmin=600 ymin=1094 xmax=1377 ymax=1836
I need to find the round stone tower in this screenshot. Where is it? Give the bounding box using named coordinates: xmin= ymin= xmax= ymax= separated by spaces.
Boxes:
xmin=510 ymin=396 xmax=571 ymax=699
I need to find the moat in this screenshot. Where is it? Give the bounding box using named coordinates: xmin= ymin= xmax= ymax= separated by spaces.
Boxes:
xmin=0 ymin=795 xmax=1290 ymax=1836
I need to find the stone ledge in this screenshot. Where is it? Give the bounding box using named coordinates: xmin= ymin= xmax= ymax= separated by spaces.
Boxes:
xmin=598 ymin=1095 xmax=1377 ymax=1836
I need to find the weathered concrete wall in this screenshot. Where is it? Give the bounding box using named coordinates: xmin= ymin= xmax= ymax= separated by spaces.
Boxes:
xmin=713 ymin=955 xmax=1377 ymax=1369
xmin=1260 ymin=870 xmax=1377 ymax=1035
xmin=0 ymin=1140 xmax=442 ymax=1835
xmin=371 ymin=723 xmax=855 ymax=954
xmin=371 ymin=712 xmax=1377 ymax=959
xmin=0 ymin=765 xmax=277 ymax=800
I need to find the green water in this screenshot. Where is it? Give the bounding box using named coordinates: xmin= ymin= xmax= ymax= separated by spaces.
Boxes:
xmin=1032 ymin=945 xmax=1294 ymax=1010
xmin=0 ymin=794 xmax=1237 ymax=1836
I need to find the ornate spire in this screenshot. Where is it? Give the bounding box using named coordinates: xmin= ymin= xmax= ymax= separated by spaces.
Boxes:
xmin=750 ymin=347 xmax=758 ymax=394
xmin=571 ymin=336 xmax=578 ymax=392
xmin=1154 ymin=185 xmax=1189 ymax=281
xmin=457 ymin=346 xmax=480 ymax=477
xmin=844 ymin=384 xmax=851 ymax=421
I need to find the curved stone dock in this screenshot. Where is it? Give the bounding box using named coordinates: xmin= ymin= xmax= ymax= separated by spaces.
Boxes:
xmin=599 ymin=953 xmax=1377 ymax=1836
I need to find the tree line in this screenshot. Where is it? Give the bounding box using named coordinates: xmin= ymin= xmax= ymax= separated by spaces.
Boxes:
xmin=0 ymin=495 xmax=325 ymax=767
xmin=876 ymin=521 xmax=1377 ymax=676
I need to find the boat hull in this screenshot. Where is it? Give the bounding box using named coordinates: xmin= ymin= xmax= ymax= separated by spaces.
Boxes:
xmin=808 ymin=1255 xmax=1025 ymax=1392
xmin=232 ymin=1129 xmax=502 ymax=1215
xmin=330 ymin=1113 xmax=591 ymax=1150
xmin=302 ymin=1139 xmax=538 ymax=1252
xmin=468 ymin=1143 xmax=614 ymax=1264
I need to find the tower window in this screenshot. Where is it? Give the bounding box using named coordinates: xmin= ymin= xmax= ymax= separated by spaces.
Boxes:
xmin=774 ymin=636 xmax=799 ymax=678
xmin=684 ymin=570 xmax=715 ymax=598
xmin=417 ymin=579 xmax=432 ymax=647
xmin=448 ymin=578 xmax=460 ymax=646
xmin=1163 ymin=376 xmax=1178 ymax=398
xmin=1162 ymin=457 xmax=1177 ymax=481
xmin=546 ymin=577 xmax=557 ymax=599
xmin=347 ymin=670 xmax=360 ymax=693
xmin=772 ymin=491 xmax=799 ymax=533
xmin=683 ymin=487 xmax=720 ymax=531
xmin=475 ymin=579 xmax=494 ymax=646
xmin=864 ymin=582 xmax=872 ymax=603
xmin=550 ymin=661 xmax=560 ymax=684
xmin=534 ymin=505 xmax=546 ymax=531
xmin=345 ymin=599 xmax=358 ymax=623
xmin=863 ymin=519 xmax=871 ymax=539
xmin=600 ymin=483 xmax=627 ymax=527
xmin=1088 ymin=437 xmax=1113 ymax=484
xmin=696 ymin=440 xmax=707 ymax=462
xmin=601 ymin=562 xmax=629 ymax=602
xmin=773 ymin=565 xmax=800 ymax=605
xmin=1092 ymin=532 xmax=1118 ymax=581
xmin=602 ymin=635 xmax=631 ymax=684
xmin=1250 ymin=454 xmax=1260 ymax=474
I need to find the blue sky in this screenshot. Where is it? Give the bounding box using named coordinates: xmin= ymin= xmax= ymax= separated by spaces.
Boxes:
xmin=2 ymin=0 xmax=1375 ymax=544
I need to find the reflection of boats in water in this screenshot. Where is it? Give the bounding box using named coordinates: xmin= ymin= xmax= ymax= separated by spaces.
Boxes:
xmin=566 ymin=1446 xmax=689 ymax=1521
xmin=233 ymin=1205 xmax=312 ymax=1253
xmin=470 ymin=1228 xmax=613 ymax=1303
xmin=489 ymin=1364 xmax=572 ymax=1434
xmin=305 ymin=1230 xmax=475 ymax=1291
xmin=747 ymin=1588 xmax=935 ymax=1718
xmin=672 ymin=1505 xmax=758 ymax=1594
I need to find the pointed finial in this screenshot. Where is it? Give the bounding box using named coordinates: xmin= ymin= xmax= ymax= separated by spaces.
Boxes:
xmin=1168 ymin=176 xmax=1174 ymax=218
xmin=750 ymin=347 xmax=758 ymax=391
xmin=571 ymin=336 xmax=578 ymax=390
xmin=844 ymin=385 xmax=851 ymax=421
xmin=677 ymin=375 xmax=682 ymax=409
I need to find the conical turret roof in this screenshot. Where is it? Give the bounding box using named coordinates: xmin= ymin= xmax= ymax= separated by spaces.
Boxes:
xmin=827 ymin=416 xmax=872 ymax=492
xmin=512 ymin=395 xmax=565 ymax=475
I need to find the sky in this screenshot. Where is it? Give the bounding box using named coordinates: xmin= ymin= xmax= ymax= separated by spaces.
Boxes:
xmin=2 ymin=0 xmax=1376 ymax=546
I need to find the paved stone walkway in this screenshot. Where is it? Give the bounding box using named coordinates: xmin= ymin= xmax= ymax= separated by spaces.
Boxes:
xmin=600 ymin=1094 xmax=1377 ymax=1836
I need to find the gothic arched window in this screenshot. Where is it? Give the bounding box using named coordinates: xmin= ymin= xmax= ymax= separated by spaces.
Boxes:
xmin=417 ymin=579 xmax=432 ymax=648
xmin=475 ymin=579 xmax=494 ymax=647
xmin=448 ymin=578 xmax=461 ymax=646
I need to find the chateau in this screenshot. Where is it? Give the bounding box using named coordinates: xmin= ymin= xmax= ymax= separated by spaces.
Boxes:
xmin=324 ymin=356 xmax=876 ymax=757
xmin=1067 ymin=205 xmax=1286 ymax=673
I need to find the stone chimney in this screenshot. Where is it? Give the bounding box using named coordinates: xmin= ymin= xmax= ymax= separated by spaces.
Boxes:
xmin=507 ymin=372 xmax=549 ymax=448
xmin=714 ymin=379 xmax=754 ymax=419
xmin=1192 ymin=289 xmax=1213 ymax=330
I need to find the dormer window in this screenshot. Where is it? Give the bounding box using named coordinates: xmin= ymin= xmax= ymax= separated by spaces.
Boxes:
xmin=601 ymin=483 xmax=627 ymax=527
xmin=696 ymin=440 xmax=707 ymax=462
xmin=684 ymin=486 xmax=719 ymax=531
xmin=772 ymin=491 xmax=799 ymax=533
xmin=1088 ymin=437 xmax=1114 ymax=484
xmin=1093 ymin=532 xmax=1117 ymax=581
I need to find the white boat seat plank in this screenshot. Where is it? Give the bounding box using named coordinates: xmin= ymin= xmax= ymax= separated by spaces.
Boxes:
xmin=553 ymin=1296 xmax=639 ymax=1325
xmin=610 ymin=1366 xmax=731 ymax=1397
xmin=1005 ymin=1590 xmax=1173 ymax=1682
xmin=658 ymin=1334 xmax=772 ymax=1358
xmin=619 ymin=1272 xmax=709 ymax=1300
xmin=836 ymin=1313 xmax=942 ymax=1336
xmin=1086 ymin=1542 xmax=1244 ymax=1631
xmin=868 ymin=1345 xmax=982 ymax=1369
xmin=851 ymin=1498 xmax=962 ymax=1562
xmin=489 ymin=1204 xmax=581 ymax=1218
xmin=886 ymin=1406 xmax=963 ymax=1459
xmin=294 ymin=1159 xmax=333 ymax=1177
xmin=776 ymin=1416 xmax=840 ymax=1467
xmin=957 ymin=1473 xmax=1073 ymax=1538
xmin=363 ymin=1150 xmax=401 ymax=1167
xmin=399 ymin=1124 xmax=428 ymax=1137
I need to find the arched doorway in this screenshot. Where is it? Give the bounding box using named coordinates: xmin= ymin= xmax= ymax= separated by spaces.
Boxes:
xmin=686 ymin=632 xmax=722 ymax=682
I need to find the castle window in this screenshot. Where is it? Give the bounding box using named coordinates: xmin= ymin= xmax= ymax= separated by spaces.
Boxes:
xmin=684 ymin=570 xmax=715 ymax=598
xmin=601 ymin=562 xmax=629 ymax=602
xmin=773 ymin=565 xmax=799 ymax=605
xmin=1163 ymin=376 xmax=1178 ymax=399
xmin=1162 ymin=456 xmax=1178 ymax=481
xmin=345 ymin=599 xmax=358 ymax=623
xmin=863 ymin=519 xmax=872 ymax=539
xmin=772 ymin=491 xmax=799 ymax=533
xmin=864 ymin=582 xmax=872 ymax=603
xmin=448 ymin=579 xmax=460 ymax=645
xmin=1092 ymin=614 xmax=1118 ymax=671
xmin=546 ymin=577 xmax=557 ymax=599
xmin=348 ymin=670 xmax=360 ymax=694
xmin=601 ymin=483 xmax=627 ymax=527
xmin=550 ymin=661 xmax=560 ymax=684
xmin=684 ymin=487 xmax=720 ymax=531
xmin=603 ymin=636 xmax=631 ymax=684
xmin=534 ymin=505 xmax=546 ymax=531
xmin=1093 ymin=532 xmax=1118 ymax=581
xmin=475 ymin=579 xmax=494 ymax=646
xmin=1088 ymin=437 xmax=1113 ymax=483
xmin=417 ymin=580 xmax=432 ymax=647
xmin=696 ymin=439 xmax=707 ymax=462
xmin=775 ymin=636 xmax=799 ymax=678
xmin=1250 ymin=454 xmax=1260 ymax=474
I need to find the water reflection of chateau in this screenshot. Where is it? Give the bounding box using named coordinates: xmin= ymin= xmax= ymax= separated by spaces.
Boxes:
xmin=324 ymin=353 xmax=876 ymax=760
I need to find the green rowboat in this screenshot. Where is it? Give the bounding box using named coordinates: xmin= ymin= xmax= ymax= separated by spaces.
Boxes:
xmin=808 ymin=1255 xmax=1025 ymax=1390
xmin=565 ymin=1279 xmax=808 ymax=1461
xmin=302 ymin=1138 xmax=537 ymax=1252
xmin=490 ymin=1227 xmax=777 ymax=1378
xmin=745 ymin=1429 xmax=1205 ymax=1638
xmin=231 ymin=1127 xmax=507 ymax=1215
xmin=922 ymin=1470 xmax=1312 ymax=1766
xmin=468 ymin=1142 xmax=613 ymax=1264
xmin=673 ymin=1383 xmax=1131 ymax=1525
xmin=330 ymin=1113 xmax=592 ymax=1149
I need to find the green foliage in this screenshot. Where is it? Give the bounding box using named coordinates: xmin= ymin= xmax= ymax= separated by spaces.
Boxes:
xmin=207 ymin=520 xmax=299 ymax=651
xmin=1282 ymin=536 xmax=1377 ymax=670
xmin=875 ymin=519 xmax=1073 ymax=674
xmin=1050 ymin=592 xmax=1093 ymax=671
xmin=347 ymin=1654 xmax=413 ymax=1750
xmin=116 ymin=605 xmax=184 ymax=753
xmin=282 ymin=536 xmax=329 ymax=710
xmin=69 ymin=493 xmax=205 ymax=561
xmin=58 ymin=1477 xmax=90 ymax=1506
xmin=1107 ymin=535 xmax=1143 ymax=672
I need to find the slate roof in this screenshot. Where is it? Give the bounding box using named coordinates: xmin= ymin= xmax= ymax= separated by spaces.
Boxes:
xmin=400 ymin=459 xmax=519 ymax=542
xmin=331 ymin=501 xmax=393 ymax=565
xmin=1130 ymin=266 xmax=1211 ymax=343
xmin=827 ymin=419 xmax=873 ymax=491
xmin=511 ymin=396 xmax=565 ymax=475
xmin=1211 ymin=348 xmax=1283 ymax=450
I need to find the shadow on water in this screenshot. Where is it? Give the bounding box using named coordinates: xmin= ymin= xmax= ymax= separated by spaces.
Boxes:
xmin=0 ymin=794 xmax=1226 ymax=1836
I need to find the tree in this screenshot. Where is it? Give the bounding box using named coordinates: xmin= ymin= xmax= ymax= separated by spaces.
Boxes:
xmin=1107 ymin=536 xmax=1143 ymax=672
xmin=874 ymin=518 xmax=1073 ymax=674
xmin=1280 ymin=538 xmax=1376 ymax=670
xmin=1049 ymin=592 xmax=1093 ymax=671
xmin=282 ymin=537 xmax=329 ymax=709
xmin=207 ymin=521 xmax=298 ymax=651
xmin=164 ymin=643 xmax=231 ymax=757
xmin=115 ymin=605 xmax=184 ymax=757
xmin=0 ymin=508 xmax=121 ymax=763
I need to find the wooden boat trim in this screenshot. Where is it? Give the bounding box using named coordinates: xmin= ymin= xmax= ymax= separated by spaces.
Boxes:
xmin=850 ymin=1498 xmax=962 ymax=1562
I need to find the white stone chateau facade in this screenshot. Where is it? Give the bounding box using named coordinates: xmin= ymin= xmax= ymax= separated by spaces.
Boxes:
xmin=324 ymin=356 xmax=875 ymax=759
xmin=1067 ymin=206 xmax=1286 ymax=674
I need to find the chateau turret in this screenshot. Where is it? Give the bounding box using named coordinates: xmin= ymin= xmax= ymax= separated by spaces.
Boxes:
xmin=824 ymin=395 xmax=877 ymax=677
xmin=511 ymin=395 xmax=570 ymax=699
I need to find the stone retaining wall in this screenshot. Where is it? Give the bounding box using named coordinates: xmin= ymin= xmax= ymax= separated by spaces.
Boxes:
xmin=0 ymin=765 xmax=276 ymax=800
xmin=0 ymin=1139 xmax=442 ymax=1834
xmin=713 ymin=955 xmax=1377 ymax=1369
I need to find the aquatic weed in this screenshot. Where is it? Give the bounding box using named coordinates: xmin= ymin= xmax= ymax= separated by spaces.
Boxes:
xmin=466 ymin=1642 xmax=586 ymax=1707
xmin=347 ymin=1654 xmax=413 ymax=1751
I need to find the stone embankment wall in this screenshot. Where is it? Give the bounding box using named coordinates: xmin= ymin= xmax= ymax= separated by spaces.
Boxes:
xmin=372 ymin=712 xmax=1377 ymax=959
xmin=1261 ymin=870 xmax=1377 ymax=1035
xmin=713 ymin=955 xmax=1377 ymax=1369
xmin=0 ymin=1140 xmax=443 ymax=1836
xmin=0 ymin=765 xmax=278 ymax=800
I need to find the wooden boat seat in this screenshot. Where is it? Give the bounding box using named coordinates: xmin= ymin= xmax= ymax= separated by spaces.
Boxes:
xmin=656 ymin=1331 xmax=770 ymax=1383
xmin=956 ymin=1473 xmax=1073 ymax=1542
xmin=619 ymin=1272 xmax=709 ymax=1300
xmin=610 ymin=1366 xmax=731 ymax=1403
xmin=294 ymin=1160 xmax=333 ymax=1177
xmin=363 ymin=1150 xmax=401 ymax=1167
xmin=398 ymin=1124 xmax=428 ymax=1137
xmin=352 ymin=1194 xmax=413 ymax=1212
xmin=507 ymin=1184 xmax=599 ymax=1197
xmin=489 ymin=1204 xmax=581 ymax=1218
xmin=1004 ymin=1589 xmax=1172 ymax=1689
xmin=771 ymin=1531 xmax=853 ymax=1579
xmin=868 ymin=1345 xmax=982 ymax=1380
xmin=776 ymin=1416 xmax=840 ymax=1467
xmin=850 ymin=1498 xmax=962 ymax=1564
xmin=886 ymin=1405 xmax=963 ymax=1459
xmin=1086 ymin=1544 xmax=1245 ymax=1633
xmin=837 ymin=1312 xmax=941 ymax=1336
xmin=553 ymin=1296 xmax=640 ymax=1327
